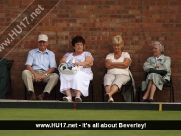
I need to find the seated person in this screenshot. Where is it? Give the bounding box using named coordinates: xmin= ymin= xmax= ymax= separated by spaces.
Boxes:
xmin=22 ymin=34 xmax=59 ymax=100
xmin=103 ymin=35 xmax=132 ymax=102
xmin=59 ymin=35 xmax=94 ymax=102
xmin=141 ymin=41 xmax=171 ymax=102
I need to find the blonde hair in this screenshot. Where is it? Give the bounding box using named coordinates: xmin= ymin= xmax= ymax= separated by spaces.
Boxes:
xmin=112 ymin=35 xmax=124 ymax=46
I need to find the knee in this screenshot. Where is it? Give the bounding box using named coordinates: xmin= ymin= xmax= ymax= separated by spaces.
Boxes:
xmin=149 ymin=79 xmax=153 ymax=84
xmin=50 ymin=73 xmax=59 ymax=81
xmin=22 ymin=70 xmax=30 ymax=77
xmin=104 ymin=75 xmax=109 ymax=81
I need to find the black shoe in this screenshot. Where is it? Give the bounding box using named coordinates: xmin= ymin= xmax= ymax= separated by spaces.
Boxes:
xmin=30 ymin=94 xmax=36 ymax=100
xmin=105 ymin=93 xmax=110 ymax=102
xmin=140 ymin=98 xmax=148 ymax=102
xmin=148 ymin=99 xmax=154 ymax=102
xmin=36 ymin=94 xmax=44 ymax=100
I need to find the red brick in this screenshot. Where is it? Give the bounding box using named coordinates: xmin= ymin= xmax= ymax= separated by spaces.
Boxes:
xmin=84 ymin=5 xmax=99 ymax=10
xmin=77 ymin=0 xmax=91 ymax=5
xmin=64 ymin=0 xmax=77 ymax=5
xmin=129 ymin=10 xmax=141 ymax=14
xmin=118 ymin=1 xmax=131 ymax=5
xmin=91 ymin=1 xmax=102 ymax=5
xmin=57 ymin=31 xmax=69 ymax=36
xmin=56 ymin=23 xmax=69 ymax=27
xmin=9 ymin=0 xmax=22 ymax=5
xmin=40 ymin=18 xmax=50 ymax=23
xmin=23 ymin=0 xmax=33 ymax=5
xmin=0 ymin=13 xmax=5 ymax=18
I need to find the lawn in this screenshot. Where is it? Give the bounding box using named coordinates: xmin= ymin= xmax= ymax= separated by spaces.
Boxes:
xmin=0 ymin=108 xmax=181 ymax=136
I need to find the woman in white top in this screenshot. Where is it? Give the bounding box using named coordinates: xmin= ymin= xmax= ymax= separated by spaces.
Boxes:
xmin=59 ymin=36 xmax=94 ymax=102
xmin=104 ymin=35 xmax=132 ymax=102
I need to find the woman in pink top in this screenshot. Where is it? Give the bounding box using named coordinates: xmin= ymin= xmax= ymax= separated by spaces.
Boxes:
xmin=104 ymin=35 xmax=132 ymax=102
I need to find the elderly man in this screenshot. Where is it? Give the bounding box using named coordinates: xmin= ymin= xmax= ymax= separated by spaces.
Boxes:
xmin=22 ymin=34 xmax=59 ymax=100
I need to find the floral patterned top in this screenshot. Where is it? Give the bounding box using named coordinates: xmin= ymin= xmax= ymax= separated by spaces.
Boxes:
xmin=64 ymin=52 xmax=94 ymax=75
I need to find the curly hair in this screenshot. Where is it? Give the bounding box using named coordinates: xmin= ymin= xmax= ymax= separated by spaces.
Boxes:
xmin=72 ymin=35 xmax=85 ymax=46
xmin=153 ymin=41 xmax=164 ymax=54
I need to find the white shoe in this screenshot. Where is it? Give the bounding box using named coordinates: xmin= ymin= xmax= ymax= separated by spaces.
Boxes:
xmin=63 ymin=96 xmax=72 ymax=102
xmin=75 ymin=97 xmax=82 ymax=102
xmin=108 ymin=97 xmax=114 ymax=102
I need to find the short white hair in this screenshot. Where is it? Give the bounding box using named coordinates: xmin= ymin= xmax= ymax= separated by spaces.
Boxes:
xmin=153 ymin=41 xmax=164 ymax=54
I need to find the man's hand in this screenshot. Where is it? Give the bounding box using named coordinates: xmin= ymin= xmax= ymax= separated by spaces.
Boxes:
xmin=34 ymin=73 xmax=44 ymax=82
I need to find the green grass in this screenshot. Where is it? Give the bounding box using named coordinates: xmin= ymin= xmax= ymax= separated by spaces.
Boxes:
xmin=0 ymin=108 xmax=181 ymax=136
xmin=0 ymin=130 xmax=180 ymax=136
xmin=0 ymin=108 xmax=181 ymax=120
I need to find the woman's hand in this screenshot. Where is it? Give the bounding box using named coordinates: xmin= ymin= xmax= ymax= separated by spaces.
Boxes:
xmin=156 ymin=64 xmax=162 ymax=68
xmin=59 ymin=56 xmax=67 ymax=65
xmin=74 ymin=62 xmax=81 ymax=66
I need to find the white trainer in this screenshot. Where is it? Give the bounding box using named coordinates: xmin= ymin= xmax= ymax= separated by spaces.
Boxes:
xmin=63 ymin=96 xmax=72 ymax=102
xmin=108 ymin=97 xmax=114 ymax=102
xmin=75 ymin=97 xmax=82 ymax=102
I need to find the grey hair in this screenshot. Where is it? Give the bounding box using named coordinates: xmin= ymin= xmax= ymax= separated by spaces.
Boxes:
xmin=153 ymin=41 xmax=164 ymax=54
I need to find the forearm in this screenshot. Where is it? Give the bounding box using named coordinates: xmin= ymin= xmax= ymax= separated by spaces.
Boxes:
xmin=26 ymin=65 xmax=36 ymax=76
xmin=105 ymin=58 xmax=131 ymax=69
xmin=39 ymin=68 xmax=55 ymax=80
xmin=109 ymin=62 xmax=129 ymax=69
xmin=60 ymin=60 xmax=66 ymax=64
xmin=159 ymin=57 xmax=171 ymax=71
xmin=106 ymin=65 xmax=114 ymax=69
xmin=78 ymin=56 xmax=93 ymax=68
xmin=59 ymin=56 xmax=67 ymax=64
xmin=143 ymin=62 xmax=155 ymax=72
xmin=79 ymin=61 xmax=92 ymax=68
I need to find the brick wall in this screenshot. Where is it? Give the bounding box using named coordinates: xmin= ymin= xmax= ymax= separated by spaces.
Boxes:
xmin=1 ymin=0 xmax=181 ymax=102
